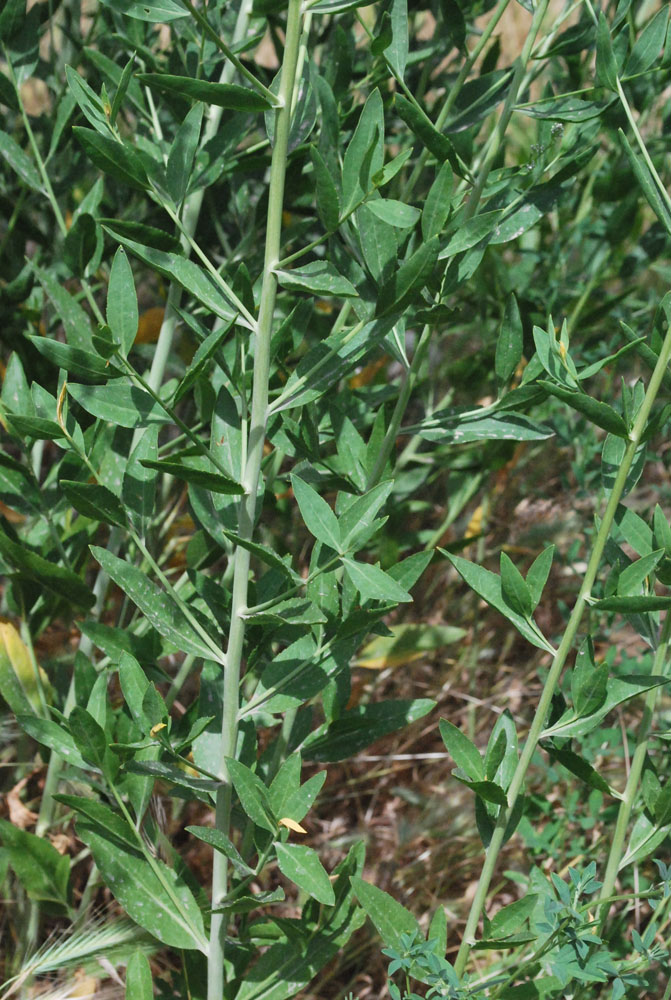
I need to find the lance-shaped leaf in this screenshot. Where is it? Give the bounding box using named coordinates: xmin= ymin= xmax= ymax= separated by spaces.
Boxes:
xmin=0 ymin=529 xmax=94 ymax=608
xmin=140 ymin=458 xmax=244 ymax=495
xmin=275 ymin=843 xmax=334 ymax=905
xmin=350 ymin=877 xmax=421 ymax=951
xmin=538 ymin=381 xmax=629 ymax=437
xmin=137 ymin=73 xmax=273 ymax=111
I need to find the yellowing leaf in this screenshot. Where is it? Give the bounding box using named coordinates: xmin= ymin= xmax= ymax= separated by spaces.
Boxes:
xmin=0 ymin=620 xmax=50 ymax=715
xmin=150 ymin=722 xmax=167 ymax=736
xmin=355 ymin=624 xmax=466 ymax=670
xmin=465 ymin=505 xmax=483 ymax=539
xmin=279 ymin=817 xmax=307 ymax=834
xmin=135 ymin=306 xmax=165 ymax=344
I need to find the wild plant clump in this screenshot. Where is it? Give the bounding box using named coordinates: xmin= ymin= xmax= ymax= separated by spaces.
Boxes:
xmin=1 ymin=0 xmax=671 ymax=997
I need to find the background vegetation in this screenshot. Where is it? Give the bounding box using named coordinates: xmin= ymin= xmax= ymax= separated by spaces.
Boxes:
xmin=2 ymin=0 xmax=671 ymax=996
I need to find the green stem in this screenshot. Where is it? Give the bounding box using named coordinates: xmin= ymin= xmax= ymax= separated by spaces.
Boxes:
xmin=453 ymin=318 xmax=671 ymax=978
xmin=207 ymin=0 xmax=303 ymax=994
xmin=597 ymin=611 xmax=671 ymax=929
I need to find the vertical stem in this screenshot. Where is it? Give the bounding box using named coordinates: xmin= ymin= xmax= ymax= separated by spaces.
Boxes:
xmin=597 ymin=612 xmax=671 ymax=928
xmin=453 ymin=320 xmax=671 ymax=978
xmin=207 ymin=1 xmax=303 ymax=994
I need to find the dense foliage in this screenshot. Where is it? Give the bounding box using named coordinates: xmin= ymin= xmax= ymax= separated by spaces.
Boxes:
xmin=2 ymin=0 xmax=671 ymax=996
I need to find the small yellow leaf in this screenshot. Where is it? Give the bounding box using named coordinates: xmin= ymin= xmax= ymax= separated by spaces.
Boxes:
xmin=150 ymin=722 xmax=167 ymax=737
xmin=279 ymin=817 xmax=307 ymax=834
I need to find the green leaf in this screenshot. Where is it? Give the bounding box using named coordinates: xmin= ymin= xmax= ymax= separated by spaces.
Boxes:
xmin=27 ymin=337 xmax=114 ymax=382
xmin=571 ymin=639 xmax=608 ymax=717
xmin=140 ymin=458 xmax=244 ymax=495
xmin=63 ymin=212 xmax=98 ymax=277
xmin=342 ymin=90 xmax=384 ymax=213
xmin=68 ymin=381 xmax=171 ymax=428
xmin=292 ymin=474 xmax=341 ymax=550
xmin=303 ymin=698 xmax=435 ymax=761
xmin=73 ymin=127 xmax=149 ymax=191
xmin=376 ymin=236 xmax=439 ymax=317
xmin=0 ymin=130 xmax=43 ymax=192
xmin=593 ymin=594 xmax=671 ymax=611
xmin=615 ymin=503 xmax=653 ymax=557
xmin=543 ymin=674 xmax=670 ymax=739
xmin=75 ymin=820 xmax=207 ymax=951
xmin=421 ymin=161 xmax=453 ymax=240
xmin=0 ymin=820 xmax=70 ymax=911
xmin=386 ymin=0 xmax=408 ymax=79
xmin=442 ymin=551 xmax=554 ymax=653
xmin=341 ymin=557 xmax=412 ymax=603
xmin=126 ymin=950 xmax=154 ymax=1000
xmin=137 ymin=73 xmax=273 ymax=111
xmin=526 ymin=545 xmax=555 ymax=610
xmin=102 ymin=229 xmax=240 ymax=324
xmin=395 ymin=94 xmax=457 ymax=170
xmin=123 ymin=425 xmax=159 ymax=531
xmin=16 ymin=716 xmax=89 ymax=770
xmin=350 ymin=876 xmax=420 ymax=950
xmin=66 ymin=64 xmax=110 ymax=135
xmin=275 ymin=260 xmax=357 ymax=298
xmin=99 ymin=0 xmax=189 ymax=20
xmin=439 ymin=211 xmax=504 ymax=258
xmin=90 ymin=546 xmax=219 ymax=661
xmin=0 ymin=528 xmax=94 ymax=608
xmin=595 ymin=12 xmax=620 ymax=91
xmin=186 ymin=826 xmax=254 ymax=877
xmin=620 ymin=811 xmax=671 ymax=870
xmin=225 ymin=758 xmax=277 ymax=833
xmin=495 ymin=293 xmax=523 ymax=385
xmin=166 ymin=103 xmax=204 ymax=205
xmin=55 ymin=795 xmax=139 ymax=848
xmin=68 ymin=705 xmax=108 ymax=771
xmin=222 ymin=530 xmax=301 ymax=583
xmin=242 ymin=598 xmax=326 ymax=626
xmin=543 ymin=744 xmax=612 ymax=795
xmin=339 ymin=480 xmax=394 ymax=550
xmin=500 ymin=552 xmax=533 ymax=618
xmin=107 ymin=248 xmax=139 ymax=357
xmin=488 ymin=895 xmax=538 ymax=940
xmin=618 ymin=130 xmax=671 ymax=236
xmin=366 ymin=199 xmax=419 ymax=229
xmin=60 ymin=480 xmax=127 ymax=527
xmin=31 ymin=262 xmax=92 ymax=350
xmin=538 ymin=381 xmax=629 ymax=437
xmin=275 ymin=843 xmax=335 ymax=905
xmin=625 ymin=6 xmax=669 ymax=77
xmin=310 ymin=145 xmax=340 ymax=231
xmin=439 ymin=719 xmax=483 ymax=781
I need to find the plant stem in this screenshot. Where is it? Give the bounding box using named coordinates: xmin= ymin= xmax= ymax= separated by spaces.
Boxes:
xmin=597 ymin=611 xmax=671 ymax=928
xmin=207 ymin=0 xmax=303 ymax=993
xmin=453 ymin=318 xmax=671 ymax=978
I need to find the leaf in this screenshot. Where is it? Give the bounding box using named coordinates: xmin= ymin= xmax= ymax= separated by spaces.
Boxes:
xmin=0 ymin=130 xmax=43 ymax=192
xmin=439 ymin=211 xmax=504 ymax=258
xmin=68 ymin=381 xmax=172 ymax=428
xmin=376 ymin=236 xmax=439 ymax=317
xmin=0 ymin=820 xmax=70 ymax=911
xmin=356 ymin=624 xmax=466 ymax=669
xmin=495 ymin=293 xmax=523 ymax=385
xmin=102 ymin=229 xmax=240 ymax=324
xmin=526 ymin=545 xmax=555 ymax=610
xmin=500 ymin=552 xmax=533 ymax=619
xmin=543 ymin=744 xmax=612 ymax=795
xmin=185 ymin=826 xmax=254 ymax=877
xmin=303 ymin=698 xmax=435 ymax=761
xmin=366 ymin=199 xmax=419 ymax=229
xmin=27 ymin=337 xmax=114 ymax=382
xmin=16 ymin=715 xmax=89 ymax=770
xmin=339 ymin=480 xmax=394 ymax=550
xmin=63 ymin=212 xmax=98 ymax=277
xmin=90 ymin=546 xmax=219 ymax=661
xmin=137 ymin=73 xmax=273 ymax=112
xmin=73 ymin=127 xmax=149 ymax=191
xmin=66 ymin=64 xmax=110 ymax=135
xmin=30 ymin=262 xmax=92 ymax=350
xmin=386 ymin=0 xmax=408 ymax=80
xmin=292 ymin=474 xmax=341 ymax=550
xmin=538 ymin=381 xmax=629 ymax=437
xmin=395 ymin=94 xmax=457 ymax=170
xmin=75 ymin=820 xmax=207 ymax=951
xmin=0 ymin=528 xmax=95 ymax=608
xmin=99 ymin=0 xmax=189 ymax=20
xmin=571 ymin=638 xmax=608 ymax=717
xmin=442 ymin=551 xmax=554 ymax=653
xmin=222 ymin=530 xmax=301 ymax=583
xmin=68 ymin=705 xmax=108 ymax=772
xmin=341 ymin=557 xmax=412 ymax=603
xmin=519 ymin=95 xmax=614 ymax=122
xmin=421 ymin=162 xmax=453 ymax=242
xmin=310 ymin=145 xmax=340 ymax=231
xmin=593 ymin=595 xmax=671 ymax=611
xmin=618 ymin=130 xmax=671 ymax=236
xmin=225 ymin=758 xmax=277 ymax=833
xmin=342 ymin=89 xmax=384 ymax=213
xmin=542 ymin=675 xmax=670 ymax=739
xmin=488 ymin=895 xmax=538 ymax=940
xmin=620 ymin=812 xmax=671 ymax=869
xmin=126 ymin=950 xmax=153 ymax=1000
xmin=166 ymin=102 xmax=204 ymax=205
xmin=350 ymin=877 xmax=420 ymax=950
xmin=275 ymin=843 xmax=335 ymax=905
xmin=595 ymin=12 xmax=620 ymax=91
xmin=108 ymin=248 xmax=139 ymax=357
xmin=275 ymin=260 xmax=357 ymax=298
xmin=140 ymin=458 xmax=244 ymax=495
xmin=439 ymin=719 xmax=483 ymax=781
xmin=60 ymin=480 xmax=127 ymax=527
xmin=625 ymin=6 xmax=669 ymax=77
xmin=55 ymin=795 xmax=139 ymax=848
xmin=0 ymin=620 xmax=43 ymax=716
xmin=123 ymin=425 xmax=159 ymax=531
